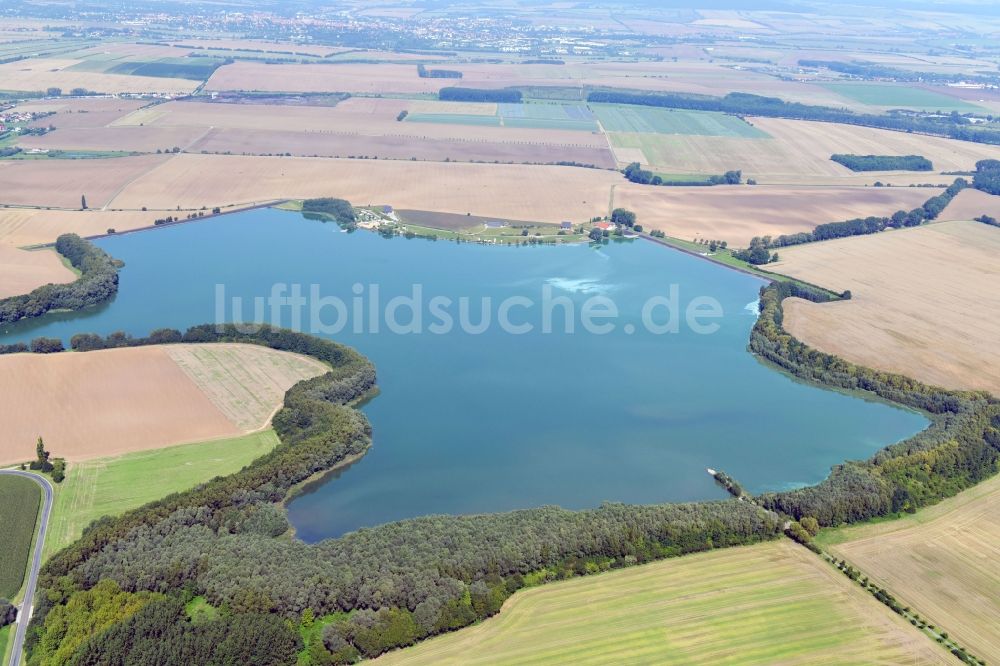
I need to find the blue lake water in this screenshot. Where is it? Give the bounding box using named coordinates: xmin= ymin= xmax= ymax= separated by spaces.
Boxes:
xmin=0 ymin=209 xmax=928 ymax=540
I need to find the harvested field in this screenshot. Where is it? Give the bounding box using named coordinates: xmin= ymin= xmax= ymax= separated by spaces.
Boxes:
xmin=773 ymin=220 xmax=1000 ymax=395
xmin=113 ymin=100 xmax=608 ymax=149
xmin=0 ymin=154 xmax=170 ymax=209
xmin=188 ymin=127 xmax=615 ymax=166
xmin=593 ymin=105 xmax=765 ymax=137
xmin=0 ymin=209 xmax=159 ymax=248
xmin=166 ymin=343 xmax=327 ymax=430
xmin=820 ymin=473 xmax=1000 ymax=660
xmin=0 ymin=475 xmax=41 ymax=599
xmin=44 ymin=430 xmax=280 ymax=557
xmin=0 ymin=58 xmax=198 ymax=94
xmin=0 ymin=343 xmax=324 ymax=465
xmin=750 ymin=117 xmax=1000 ymax=175
xmin=18 ymin=126 xmax=210 ymax=153
xmin=107 ymin=154 xmax=621 ymax=223
xmin=0 ymin=245 xmax=75 ymax=298
xmin=940 ymin=188 xmax=1000 ymax=222
xmin=20 ymin=97 xmax=147 ymax=128
xmin=206 ymin=61 xmax=442 ymax=94
xmin=611 ymin=117 xmax=1000 ymax=179
xmin=613 ymin=183 xmax=937 ymax=246
xmin=375 ymin=540 xmax=949 ymax=665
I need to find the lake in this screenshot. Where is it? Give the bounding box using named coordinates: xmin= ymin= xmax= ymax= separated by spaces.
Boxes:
xmin=0 ymin=209 xmax=928 ymax=541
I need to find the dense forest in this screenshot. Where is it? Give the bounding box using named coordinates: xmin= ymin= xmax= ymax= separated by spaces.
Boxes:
xmin=0 ymin=234 xmax=121 ymax=325
xmin=439 ymin=87 xmax=522 ymax=103
xmin=973 ymin=159 xmax=1000 ymax=195
xmin=301 ymin=198 xmax=358 ymax=229
xmin=586 ymin=91 xmax=1000 ymax=146
xmin=830 ymin=154 xmax=933 ymax=172
xmin=26 ymin=324 xmax=780 ymax=666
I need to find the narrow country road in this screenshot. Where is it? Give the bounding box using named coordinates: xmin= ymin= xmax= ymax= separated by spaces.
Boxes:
xmin=0 ymin=470 xmax=53 ymax=666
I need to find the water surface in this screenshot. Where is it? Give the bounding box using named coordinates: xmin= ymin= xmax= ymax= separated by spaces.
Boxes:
xmin=0 ymin=209 xmax=928 ymax=540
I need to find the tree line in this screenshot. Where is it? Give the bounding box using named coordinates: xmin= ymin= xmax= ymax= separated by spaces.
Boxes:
xmin=26 ymin=324 xmax=780 ymax=665
xmin=416 ymin=64 xmax=462 ymax=79
xmin=439 ymin=87 xmax=522 ymax=103
xmin=830 ymin=154 xmax=933 ymax=172
xmin=586 ymin=91 xmax=1000 ymax=146
xmin=750 ymin=281 xmax=1000 ymax=525
xmin=799 ymin=59 xmax=1000 ymax=87
xmin=735 ymin=178 xmax=968 ymax=263
xmin=0 ymin=234 xmax=121 ymax=325
xmin=623 ymin=162 xmax=741 ymax=186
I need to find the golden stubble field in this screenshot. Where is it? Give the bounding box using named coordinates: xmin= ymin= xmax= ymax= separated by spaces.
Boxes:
xmin=614 ymin=183 xmax=938 ymax=246
xmin=773 ymin=220 xmax=1000 ymax=396
xmin=617 ymin=116 xmax=1000 ymax=182
xmin=940 ymin=188 xmax=1000 ymax=222
xmin=0 ymin=343 xmax=325 ymax=465
xmin=822 ymin=473 xmax=1000 ymax=660
xmin=0 ymin=244 xmax=75 ymax=298
xmin=0 ymin=209 xmax=157 ymax=247
xmin=0 ymin=153 xmax=171 ymax=209
xmin=106 ymin=154 xmax=622 ymax=222
xmin=0 ymin=58 xmax=198 ymax=94
xmin=374 ymin=540 xmax=949 ymax=665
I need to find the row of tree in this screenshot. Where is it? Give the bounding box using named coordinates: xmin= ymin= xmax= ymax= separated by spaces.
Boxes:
xmin=586 ymin=91 xmax=1000 ymax=146
xmin=750 ymin=281 xmax=1000 ymax=525
xmin=623 ymin=162 xmax=741 ymax=186
xmin=830 ymin=154 xmax=933 ymax=172
xmin=439 ymin=87 xmax=522 ymax=103
xmin=799 ymin=59 xmax=1000 ymax=87
xmin=0 ymin=234 xmax=122 ymax=325
xmin=416 ymin=64 xmax=462 ymax=79
xmin=752 ymin=178 xmax=967 ymax=253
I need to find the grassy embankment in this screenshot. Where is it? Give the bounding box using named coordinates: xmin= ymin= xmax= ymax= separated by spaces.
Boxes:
xmin=374 ymin=540 xmax=948 ymax=665
xmin=44 ymin=430 xmax=280 ymax=558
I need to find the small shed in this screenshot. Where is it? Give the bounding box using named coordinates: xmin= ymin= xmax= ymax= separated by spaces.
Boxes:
xmin=560 ymin=221 xmax=573 ymax=230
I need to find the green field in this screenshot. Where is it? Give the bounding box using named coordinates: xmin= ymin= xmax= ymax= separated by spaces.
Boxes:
xmin=0 ymin=625 xmax=10 ymax=665
xmin=593 ymin=104 xmax=768 ymax=137
xmin=0 ymin=475 xmax=41 ymax=599
xmin=44 ymin=430 xmax=280 ymax=558
xmin=824 ymin=83 xmax=982 ymax=112
xmin=375 ymin=540 xmax=947 ymax=665
xmin=66 ymin=55 xmax=226 ymax=80
xmin=406 ymin=102 xmax=598 ymax=131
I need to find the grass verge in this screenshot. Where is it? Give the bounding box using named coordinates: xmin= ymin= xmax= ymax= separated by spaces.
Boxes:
xmin=44 ymin=430 xmax=281 ymax=558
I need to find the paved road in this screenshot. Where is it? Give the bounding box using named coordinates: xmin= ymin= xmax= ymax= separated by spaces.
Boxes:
xmin=0 ymin=470 xmax=53 ymax=666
